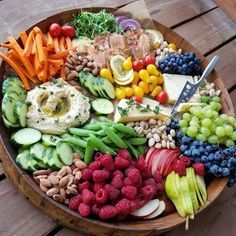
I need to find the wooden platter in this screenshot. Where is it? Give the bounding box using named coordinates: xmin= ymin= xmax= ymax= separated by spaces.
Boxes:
xmin=0 ymin=7 xmax=234 ymax=236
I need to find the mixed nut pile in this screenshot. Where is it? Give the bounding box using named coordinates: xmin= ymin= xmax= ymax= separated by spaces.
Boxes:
xmin=198 ymin=81 xmax=221 ymax=97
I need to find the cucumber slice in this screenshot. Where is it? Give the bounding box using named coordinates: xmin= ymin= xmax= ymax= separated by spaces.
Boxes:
xmin=2 ymin=76 xmax=23 ymax=94
xmin=98 ymin=78 xmax=110 ymax=99
xmin=4 ymin=84 xmax=25 ymax=97
xmin=11 ymin=128 xmax=41 ymax=146
xmin=42 ymin=147 xmax=54 ymax=167
xmin=56 ymin=142 xmax=73 ymax=165
xmin=16 ymin=150 xmax=30 ymax=170
xmin=91 ymin=98 xmax=114 ymax=115
xmin=102 ymin=78 xmax=115 ymax=99
xmin=48 ymin=149 xmax=64 ymax=170
xmin=14 ymin=101 xmax=28 ymax=127
xmin=93 ymin=77 xmax=103 ymax=97
xmin=42 ymin=134 xmax=62 ymax=146
xmin=5 ymin=91 xmax=21 ymax=100
xmin=2 ymin=96 xmax=18 ymax=124
xmin=18 ymin=145 xmax=30 ymax=153
xmin=27 ymin=159 xmax=38 ymax=172
xmin=2 ymin=116 xmax=20 ymax=128
xmin=30 ymin=143 xmax=46 ymax=162
xmin=84 ymin=75 xmax=98 ymax=96
xmin=37 ymin=161 xmax=47 ymax=169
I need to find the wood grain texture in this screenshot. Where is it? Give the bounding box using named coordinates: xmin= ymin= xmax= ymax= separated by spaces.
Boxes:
xmin=174 ymin=8 xmax=236 ymax=55
xmin=0 ymin=163 xmax=4 ymax=176
xmin=214 ymin=0 xmax=236 ymax=21
xmin=230 ymin=89 xmax=236 ymax=109
xmin=0 ymin=178 xmax=57 ymax=236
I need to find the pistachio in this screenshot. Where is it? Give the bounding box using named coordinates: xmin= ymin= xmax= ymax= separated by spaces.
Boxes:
xmin=136 ymin=127 xmax=144 ymax=135
xmin=64 ymin=199 xmax=70 ymax=205
xmin=166 ymin=141 xmax=170 ymax=149
xmin=143 ymin=130 xmax=148 ymax=135
xmin=159 ymin=125 xmax=166 ymax=131
xmin=92 ymin=67 xmax=99 ymax=76
xmin=60 ymin=188 xmax=66 ymax=199
xmin=170 ymin=142 xmax=176 ymax=149
xmin=146 ymin=132 xmax=152 ymax=139
xmin=82 ymin=67 xmax=91 ymax=72
xmin=57 ymin=167 xmax=67 ymax=177
xmin=75 ymin=171 xmax=82 ymax=181
xmin=73 ymin=153 xmax=80 ymax=160
xmin=82 ymin=58 xmax=88 ymax=65
xmin=75 ymin=65 xmax=83 ymax=72
xmin=168 ymin=134 xmax=173 ymax=141
xmin=127 ymin=122 xmax=135 ymax=127
xmin=149 ymin=119 xmax=157 ymax=125
xmin=151 ymin=128 xmax=157 ymax=134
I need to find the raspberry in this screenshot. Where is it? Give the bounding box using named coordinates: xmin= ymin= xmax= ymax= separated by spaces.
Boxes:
xmin=95 ymin=188 xmax=108 ymax=204
xmin=141 ymin=185 xmax=155 ymax=200
xmin=143 ymin=178 xmax=157 ymax=191
xmin=121 ymin=186 xmax=137 ymax=200
xmin=124 ymin=165 xmax=136 ymax=176
xmin=78 ymin=203 xmax=91 ymax=217
xmin=111 ymin=174 xmax=123 ymax=189
xmin=93 ymin=169 xmax=109 ymax=183
xmin=112 ymin=170 xmax=125 ymax=179
xmin=115 ymin=198 xmax=131 ymax=215
xmin=135 ymin=156 xmax=147 ymax=172
xmin=193 ymin=163 xmax=205 ymax=176
xmin=118 ymin=148 xmax=131 ymax=160
xmin=154 ymin=170 xmax=163 ymax=183
xmin=69 ymin=195 xmax=82 ymax=210
xmin=91 ymin=203 xmax=101 ymax=215
xmin=130 ymin=198 xmax=147 ymax=212
xmin=173 ymin=162 xmax=186 ymax=176
xmin=140 ymin=170 xmax=152 ymax=179
xmin=89 ymin=161 xmax=102 ymax=171
xmin=104 ymin=184 xmax=120 ymax=201
xmin=99 ymin=205 xmax=118 ymax=220
xmin=123 ymin=176 xmax=133 ymax=186
xmin=81 ymin=168 xmax=92 ymax=180
xmin=93 ymin=183 xmax=105 ymax=193
xmin=81 ymin=189 xmax=95 ymax=205
xmin=94 ymin=152 xmax=103 ymax=161
xmin=70 ymin=164 xmax=77 ymax=171
xmin=127 ymin=168 xmax=142 ymax=185
xmin=180 ymin=156 xmax=191 ymax=167
xmin=100 ymin=153 xmax=114 ymax=171
xmin=114 ymin=156 xmax=130 ymax=169
xmin=156 ymin=183 xmax=164 ymax=195
xmin=77 ymin=181 xmax=90 ymax=192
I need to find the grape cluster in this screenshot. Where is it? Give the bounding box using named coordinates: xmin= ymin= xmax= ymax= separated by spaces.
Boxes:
xmin=176 ymin=131 xmax=236 ymax=186
xmin=201 ymin=95 xmax=221 ymax=104
xmin=158 ymin=52 xmax=201 ymax=75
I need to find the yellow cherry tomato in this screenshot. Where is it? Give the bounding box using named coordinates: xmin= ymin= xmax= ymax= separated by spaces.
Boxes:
xmin=139 ymin=69 xmax=150 ymax=83
xmin=124 ymin=87 xmax=133 ymax=97
xmin=146 ymin=64 xmax=159 ymax=76
xmin=138 ymin=81 xmax=149 ymax=94
xmin=115 ymin=88 xmax=126 ymax=99
xmin=156 ymin=75 xmax=164 ymax=85
xmin=168 ymin=43 xmax=177 ymax=50
xmin=132 ymin=71 xmax=140 ymax=85
xmin=133 ymin=85 xmax=144 ymax=98
xmin=122 ymin=57 xmax=132 ymax=70
xmin=150 ymin=75 xmax=158 ymax=87
xmin=100 ymin=68 xmax=114 ymax=83
xmin=151 ymin=85 xmax=162 ymax=97
xmin=149 ymin=83 xmax=155 ymax=92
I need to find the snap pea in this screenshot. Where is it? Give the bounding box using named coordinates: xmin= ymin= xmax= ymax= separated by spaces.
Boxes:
xmin=102 ymin=124 xmax=127 ymax=148
xmin=84 ymin=139 xmax=95 ymax=164
xmin=90 ymin=118 xmax=98 ymax=124
xmin=96 ymin=130 xmax=106 ymax=136
xmin=89 ymin=133 xmax=116 ymax=155
xmin=68 ymin=127 xmax=96 ymax=136
xmin=60 ymin=133 xmax=72 ymax=139
xmin=137 ymin=145 xmax=146 ymax=156
xmin=98 ymin=116 xmax=112 ymax=123
xmin=63 ymin=137 xmax=87 ymax=149
xmin=113 ymin=123 xmax=136 ymax=136
xmin=124 ymin=140 xmax=139 ymax=158
xmin=127 ymin=137 xmax=147 ymax=145
xmin=102 ymin=136 xmax=113 ymax=144
xmin=82 ymin=122 xmax=112 ymax=131
xmin=70 ymin=144 xmax=85 ymax=159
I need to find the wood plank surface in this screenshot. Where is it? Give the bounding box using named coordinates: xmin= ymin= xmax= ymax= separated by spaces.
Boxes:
xmin=230 ymin=89 xmax=236 ymax=109
xmin=0 ymin=179 xmax=57 ymax=236
xmin=214 ymin=0 xmax=236 ymax=22
xmin=0 ymin=163 xmax=4 ymax=176
xmin=174 ymin=8 xmax=236 ymax=55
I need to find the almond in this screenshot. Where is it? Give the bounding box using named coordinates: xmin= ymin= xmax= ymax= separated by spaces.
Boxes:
xmin=67 ymin=186 xmax=78 ymax=195
xmin=48 ymin=175 xmax=59 ymax=185
xmin=75 ymin=160 xmax=87 ymax=169
xmin=73 ymin=153 xmax=80 ymax=160
xmin=60 ymin=188 xmax=66 ymax=199
xmin=46 ymin=187 xmax=59 ymax=197
xmin=65 ymin=166 xmax=72 ymax=175
xmin=75 ymin=171 xmax=82 ymax=181
xmin=40 ymin=178 xmax=51 ymax=187
xmin=66 ymin=175 xmax=74 ymax=187
xmin=33 ymin=170 xmax=48 ymax=176
xmin=59 ymin=175 xmax=69 ymax=188
xmin=53 ymin=194 xmax=64 ymax=202
xmin=64 ymin=199 xmax=69 ymax=205
xmin=72 ymin=168 xmax=79 ymax=175
xmin=39 ymin=183 xmax=48 ymax=192
xmin=57 ymin=167 xmax=67 ymax=177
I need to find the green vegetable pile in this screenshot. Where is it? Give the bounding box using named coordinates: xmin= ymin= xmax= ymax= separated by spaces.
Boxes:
xmin=71 ymin=10 xmax=122 ymax=39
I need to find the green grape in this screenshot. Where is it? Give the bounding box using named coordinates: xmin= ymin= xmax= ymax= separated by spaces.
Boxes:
xmin=231 ymin=131 xmax=236 ymax=141
xmin=189 ymin=120 xmax=200 ymax=129
xmin=189 ymin=107 xmax=195 ymax=114
xmin=208 ymin=135 xmax=219 ymax=144
xmin=214 ymin=103 xmax=222 ymax=111
xmin=201 ymin=118 xmax=212 ymax=127
xmin=212 ymin=96 xmax=221 ymax=103
xmin=215 ymin=126 xmax=226 ymax=137
xmin=210 ymin=122 xmax=217 ymax=133
xmin=192 ymin=107 xmax=203 ymax=118
xmin=215 ymin=117 xmax=223 ymax=125
xmin=204 ymin=110 xmax=213 ymax=118
xmin=201 ymin=96 xmax=211 ymax=104
xmin=182 ymin=113 xmax=192 ymax=122
xmin=228 ymin=116 xmax=236 ymax=125
xmin=220 ymin=114 xmax=229 ymax=122
xmin=200 ymin=127 xmax=211 ymax=137
xmin=224 ymin=125 xmax=233 ymax=136
xmin=179 ymin=120 xmax=188 ymax=128
xmin=196 ymin=134 xmax=206 ymax=142
xmin=209 ymin=101 xmax=219 ymax=111
xmin=191 ymin=116 xmax=199 ymax=123
xmin=225 ymin=139 xmax=234 ymax=147
xmin=212 ymin=111 xmax=219 ymax=119
xmin=181 ymin=127 xmax=188 ymax=134
xmin=187 ymin=127 xmax=198 ymax=138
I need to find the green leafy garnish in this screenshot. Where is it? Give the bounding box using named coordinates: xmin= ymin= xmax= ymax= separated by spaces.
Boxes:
xmin=118 ymin=106 xmax=129 ymax=116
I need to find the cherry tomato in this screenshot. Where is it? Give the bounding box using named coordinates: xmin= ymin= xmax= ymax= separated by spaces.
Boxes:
xmin=133 ymin=96 xmax=143 ymax=103
xmin=143 ymin=54 xmax=155 ymax=67
xmin=156 ymin=91 xmax=168 ymax=104
xmin=133 ymin=60 xmax=144 ymax=71
xmin=49 ymin=23 xmax=62 ymax=38
xmin=62 ymin=25 xmax=76 ymax=38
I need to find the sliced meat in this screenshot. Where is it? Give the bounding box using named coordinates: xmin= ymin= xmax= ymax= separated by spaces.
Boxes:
xmin=87 ymin=45 xmax=106 ymax=68
xmin=109 ymin=33 xmax=127 ymax=50
xmin=138 ymin=33 xmax=152 ymax=58
xmin=93 ymin=34 xmax=110 ymax=51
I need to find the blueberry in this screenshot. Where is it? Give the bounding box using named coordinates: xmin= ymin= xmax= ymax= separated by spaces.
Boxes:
xmin=179 ymin=59 xmax=183 ymax=65
xmin=195 ymin=158 xmax=201 ymax=163
xmin=214 ymin=153 xmax=221 ymax=161
xmin=222 ymin=168 xmax=230 ymax=176
xmin=199 ymin=147 xmax=205 ymax=154
xmin=192 ymin=141 xmax=199 ymax=147
xmin=205 ymin=162 xmax=211 ymax=169
xmin=164 ymin=66 xmax=170 ymax=73
xmin=210 ymin=164 xmax=219 ymax=174
xmin=199 ymin=142 xmax=205 ymax=147
xmin=192 ymin=149 xmax=200 ymax=157
xmin=180 ymin=145 xmax=187 ymax=152
xmin=229 ymin=146 xmax=236 ymax=154
xmin=201 ymin=155 xmax=208 ymax=163
xmin=220 ymin=160 xmax=228 ymax=167
xmin=208 ymin=153 xmax=215 ymax=161
xmin=204 ymin=151 xmax=209 ymax=156
xmin=182 ymin=136 xmax=191 ymax=144
xmin=229 ymin=157 xmax=236 ymax=166
xmin=159 ymin=64 xmax=165 ymax=70
xmin=206 ymin=146 xmax=213 ymax=153
xmin=189 ymin=156 xmax=195 ymax=161
xmin=194 ymin=57 xmax=200 ymax=64
xmin=218 ymin=167 xmax=223 ymax=174
xmin=223 ymin=149 xmax=231 ymax=156
xmin=212 ymin=145 xmax=219 ymax=151
xmin=177 ymin=131 xmax=183 ymax=139
xmin=188 ymin=61 xmax=194 ymax=68
xmin=184 ymin=150 xmax=191 ymax=156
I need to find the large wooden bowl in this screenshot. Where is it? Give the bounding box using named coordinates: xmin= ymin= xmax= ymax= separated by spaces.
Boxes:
xmin=0 ymin=7 xmax=234 ymax=236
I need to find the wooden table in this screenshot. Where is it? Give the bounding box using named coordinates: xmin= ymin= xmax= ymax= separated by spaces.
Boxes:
xmin=0 ymin=0 xmax=236 ymax=235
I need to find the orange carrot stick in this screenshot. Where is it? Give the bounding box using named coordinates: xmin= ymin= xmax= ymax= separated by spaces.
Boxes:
xmin=60 ymin=64 xmax=66 ymax=80
xmin=0 ymin=43 xmax=12 ymax=49
xmin=31 ymin=38 xmax=37 ymax=55
xmin=59 ymin=36 xmax=66 ymax=52
xmin=46 ymin=32 xmax=54 ymax=49
xmin=23 ymin=30 xmax=36 ymax=56
xmin=33 ymin=26 xmax=47 ymax=46
xmin=48 ymin=58 xmax=64 ymax=66
xmin=65 ymin=37 xmax=72 ymax=50
xmin=38 ymin=47 xmax=48 ymax=82
xmin=19 ymin=32 xmax=28 ymax=47
xmin=0 ymin=52 xmax=30 ymax=90
xmin=34 ymin=49 xmax=42 ymax=74
xmin=48 ymin=49 xmax=71 ymax=59
xmin=35 ymin=33 xmax=46 ymax=64
xmin=53 ymin=38 xmax=60 ymax=53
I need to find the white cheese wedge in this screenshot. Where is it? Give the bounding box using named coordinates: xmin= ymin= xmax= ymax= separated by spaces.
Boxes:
xmin=163 ymin=73 xmax=198 ymax=104
xmin=114 ymin=97 xmax=171 ymax=123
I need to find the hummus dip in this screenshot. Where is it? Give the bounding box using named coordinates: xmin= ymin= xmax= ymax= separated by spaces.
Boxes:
xmin=26 ymin=78 xmax=90 ymax=134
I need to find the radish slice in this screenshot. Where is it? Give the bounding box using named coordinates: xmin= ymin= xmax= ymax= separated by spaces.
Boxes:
xmin=143 ymin=201 xmax=166 ymax=219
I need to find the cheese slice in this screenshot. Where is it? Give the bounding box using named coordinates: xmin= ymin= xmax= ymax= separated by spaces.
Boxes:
xmin=114 ymin=97 xmax=171 ymax=123
xmin=163 ymin=73 xmax=198 ymax=104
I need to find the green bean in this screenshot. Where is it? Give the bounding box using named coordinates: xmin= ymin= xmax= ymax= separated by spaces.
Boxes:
xmin=68 ymin=127 xmax=96 ymax=136
xmin=124 ymin=140 xmax=139 ymax=158
xmin=82 ymin=122 xmax=112 ymax=131
xmin=70 ymin=144 xmax=85 ymax=159
xmin=89 ymin=133 xmax=116 ymax=155
xmin=137 ymin=145 xmax=146 ymax=156
xmin=84 ymin=139 xmax=95 ymax=164
xmin=96 ymin=130 xmax=106 ymax=136
xmin=102 ymin=124 xmax=127 ymax=148
xmin=98 ymin=116 xmax=112 ymax=123
xmin=116 ymin=132 xmax=126 ymax=138
xmin=102 ymin=136 xmax=113 ymax=144
xmin=113 ymin=123 xmax=136 ymax=136
xmin=63 ymin=137 xmax=87 ymax=149
xmin=127 ymin=137 xmax=147 ymax=145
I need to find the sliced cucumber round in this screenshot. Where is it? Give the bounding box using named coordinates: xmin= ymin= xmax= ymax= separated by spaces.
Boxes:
xmin=56 ymin=141 xmax=73 ymax=165
xmin=91 ymin=98 xmax=114 ymax=115
xmin=42 ymin=147 xmax=54 ymax=167
xmin=2 ymin=116 xmax=20 ymax=128
xmin=42 ymin=134 xmax=62 ymax=146
xmin=2 ymin=76 xmax=23 ymax=94
xmin=48 ymin=149 xmax=64 ymax=170
xmin=16 ymin=150 xmax=30 ymax=170
xmin=11 ymin=128 xmax=42 ymax=146
xmin=14 ymin=101 xmax=28 ymax=127
xmin=30 ymin=143 xmax=46 ymax=162
xmin=2 ymin=96 xmax=18 ymax=124
xmin=102 ymin=78 xmax=115 ymax=99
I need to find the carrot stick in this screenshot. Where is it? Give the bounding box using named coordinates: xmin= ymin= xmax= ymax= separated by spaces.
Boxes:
xmin=8 ymin=50 xmax=21 ymax=61
xmin=31 ymin=38 xmax=37 ymax=55
xmin=19 ymin=32 xmax=28 ymax=47
xmin=53 ymin=38 xmax=60 ymax=53
xmin=59 ymin=36 xmax=66 ymax=51
xmin=0 ymin=43 xmax=12 ymax=49
xmin=38 ymin=47 xmax=48 ymax=82
xmin=65 ymin=37 xmax=72 ymax=50
xmin=60 ymin=64 xmax=66 ymax=80
xmin=23 ymin=30 xmax=35 ymax=56
xmin=34 ymin=49 xmax=42 ymax=74
xmin=0 ymin=52 xmax=30 ymax=90
xmin=46 ymin=32 xmax=54 ymax=49
xmin=48 ymin=49 xmax=70 ymax=59
xmin=33 ymin=26 xmax=47 ymax=46
xmin=35 ymin=33 xmax=46 ymax=64
xmin=48 ymin=58 xmax=64 ymax=66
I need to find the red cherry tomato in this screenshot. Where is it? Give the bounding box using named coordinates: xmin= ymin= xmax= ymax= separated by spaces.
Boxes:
xmin=143 ymin=54 xmax=155 ymax=67
xmin=156 ymin=91 xmax=168 ymax=104
xmin=62 ymin=25 xmax=76 ymax=38
xmin=133 ymin=96 xmax=143 ymax=103
xmin=133 ymin=60 xmax=144 ymax=72
xmin=49 ymin=23 xmax=62 ymax=38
